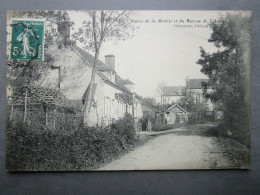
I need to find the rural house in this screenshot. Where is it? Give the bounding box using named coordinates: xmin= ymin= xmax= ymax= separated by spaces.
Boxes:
xmin=37 ymin=23 xmax=143 ymax=126
xmin=185 ymin=77 xmax=214 ymax=112
xmin=40 ymin=45 xmax=143 ymax=126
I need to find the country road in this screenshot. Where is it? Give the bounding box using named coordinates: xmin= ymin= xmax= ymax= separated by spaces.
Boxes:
xmin=97 ymin=124 xmax=250 ymax=170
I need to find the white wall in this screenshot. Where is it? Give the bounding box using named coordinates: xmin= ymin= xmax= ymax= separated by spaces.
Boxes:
xmin=162 ymin=95 xmax=184 ymax=104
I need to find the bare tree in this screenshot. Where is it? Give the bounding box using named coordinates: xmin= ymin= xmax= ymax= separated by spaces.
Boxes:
xmin=73 ymin=10 xmax=135 ymax=124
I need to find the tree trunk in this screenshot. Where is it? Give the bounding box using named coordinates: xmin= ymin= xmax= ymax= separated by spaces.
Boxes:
xmin=83 ymin=11 xmax=105 ymax=125
xmin=83 ymin=50 xmax=100 ymax=125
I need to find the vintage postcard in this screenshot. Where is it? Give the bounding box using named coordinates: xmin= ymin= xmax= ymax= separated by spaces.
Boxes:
xmin=6 ymin=10 xmax=251 ymax=171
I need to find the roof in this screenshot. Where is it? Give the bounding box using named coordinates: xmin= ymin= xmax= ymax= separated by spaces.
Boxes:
xmin=165 ymin=104 xmax=188 ymax=114
xmin=121 ymin=79 xmax=134 ymax=85
xmin=186 ymin=79 xmax=209 ymax=89
xmin=73 ymin=45 xmax=112 ymax=71
xmin=138 ymin=99 xmax=159 ymax=113
xmin=163 ymin=86 xmax=185 ymax=96
xmin=74 ymin=45 xmax=133 ymax=94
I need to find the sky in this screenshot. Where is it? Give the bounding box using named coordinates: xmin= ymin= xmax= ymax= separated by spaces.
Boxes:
xmin=69 ymin=11 xmax=222 ymax=98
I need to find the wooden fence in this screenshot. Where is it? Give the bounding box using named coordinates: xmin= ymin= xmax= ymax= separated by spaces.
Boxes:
xmin=7 ymin=103 xmax=83 ymax=131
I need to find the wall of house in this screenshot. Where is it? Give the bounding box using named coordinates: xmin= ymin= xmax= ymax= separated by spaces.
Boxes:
xmin=101 ymin=83 xmax=138 ymax=125
xmin=39 ymin=45 xmax=93 ymax=100
xmin=141 ymin=104 xmax=157 ymax=118
xmin=135 ymin=99 xmax=143 ymax=118
xmin=163 ymin=95 xmax=184 ymax=104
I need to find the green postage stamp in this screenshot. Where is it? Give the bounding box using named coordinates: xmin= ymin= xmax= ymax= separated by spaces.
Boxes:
xmin=10 ymin=19 xmax=44 ymax=61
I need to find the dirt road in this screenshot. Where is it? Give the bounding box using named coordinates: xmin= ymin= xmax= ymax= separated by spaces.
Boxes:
xmin=98 ymin=124 xmax=249 ymax=170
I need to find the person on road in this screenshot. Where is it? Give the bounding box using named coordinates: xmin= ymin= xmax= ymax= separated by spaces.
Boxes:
xmin=146 ymin=117 xmax=152 ymax=131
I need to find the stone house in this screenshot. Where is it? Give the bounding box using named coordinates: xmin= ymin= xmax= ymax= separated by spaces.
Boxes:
xmin=40 ymin=45 xmax=143 ymax=126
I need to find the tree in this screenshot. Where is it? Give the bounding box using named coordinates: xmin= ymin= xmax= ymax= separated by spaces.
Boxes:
xmin=178 ymin=91 xmax=207 ymax=113
xmin=197 ymin=13 xmax=251 ymax=143
xmin=72 ymin=11 xmax=135 ymax=124
xmin=140 ymin=97 xmax=157 ymax=108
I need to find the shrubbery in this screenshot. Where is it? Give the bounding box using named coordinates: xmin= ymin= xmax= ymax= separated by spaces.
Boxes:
xmin=6 ymin=113 xmax=139 ymax=171
xmin=153 ymin=123 xmax=186 ymax=132
xmin=207 ymin=123 xmax=250 ymax=149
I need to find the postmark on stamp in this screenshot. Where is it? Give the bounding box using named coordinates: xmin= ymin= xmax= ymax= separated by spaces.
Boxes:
xmin=10 ymin=19 xmax=44 ymax=61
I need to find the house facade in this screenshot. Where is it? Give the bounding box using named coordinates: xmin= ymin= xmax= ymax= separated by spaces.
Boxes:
xmin=162 ymin=86 xmax=185 ymax=105
xmin=40 ymin=43 xmax=143 ymax=127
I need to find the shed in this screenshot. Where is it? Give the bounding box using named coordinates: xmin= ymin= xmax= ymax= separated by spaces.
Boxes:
xmin=164 ymin=104 xmax=188 ymax=124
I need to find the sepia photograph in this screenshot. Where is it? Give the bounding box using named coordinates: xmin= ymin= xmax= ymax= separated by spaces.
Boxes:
xmin=5 ymin=10 xmax=251 ymax=171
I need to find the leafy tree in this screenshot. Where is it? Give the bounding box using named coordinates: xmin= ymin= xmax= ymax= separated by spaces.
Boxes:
xmin=197 ymin=13 xmax=251 ymax=143
xmin=178 ymin=91 xmax=207 ymax=113
xmin=72 ymin=11 xmax=136 ymax=124
xmin=139 ymin=97 xmax=157 ymax=108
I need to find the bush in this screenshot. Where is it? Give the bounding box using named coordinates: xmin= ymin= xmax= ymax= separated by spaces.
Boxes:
xmin=6 ymin=112 xmax=138 ymax=171
xmin=111 ymin=113 xmax=136 ymax=144
xmin=153 ymin=122 xmax=187 ymax=132
xmin=208 ymin=123 xmax=250 ymax=149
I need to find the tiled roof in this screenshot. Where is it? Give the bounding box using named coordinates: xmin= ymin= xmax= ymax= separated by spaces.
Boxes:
xmin=165 ymin=104 xmax=188 ymax=114
xmin=121 ymin=79 xmax=134 ymax=85
xmin=186 ymin=79 xmax=209 ymax=89
xmin=73 ymin=45 xmax=109 ymax=71
xmin=74 ymin=45 xmax=133 ymax=94
xmin=163 ymin=86 xmax=185 ymax=96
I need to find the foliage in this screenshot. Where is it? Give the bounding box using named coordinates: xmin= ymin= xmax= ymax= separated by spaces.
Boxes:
xmin=139 ymin=96 xmax=157 ymax=108
xmin=111 ymin=113 xmax=136 ymax=144
xmin=6 ymin=112 xmax=138 ymax=171
xmin=153 ymin=122 xmax=186 ymax=132
xmin=178 ymin=91 xmax=208 ymax=113
xmin=72 ymin=11 xmax=135 ymax=51
xmin=196 ymin=13 xmax=251 ymax=146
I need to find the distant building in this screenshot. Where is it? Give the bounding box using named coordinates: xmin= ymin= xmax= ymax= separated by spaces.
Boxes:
xmin=162 ymin=86 xmax=185 ymax=105
xmin=164 ymin=104 xmax=188 ymax=124
xmin=185 ymin=77 xmax=214 ymax=111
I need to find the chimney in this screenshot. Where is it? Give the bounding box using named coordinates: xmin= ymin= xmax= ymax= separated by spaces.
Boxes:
xmin=58 ymin=21 xmax=70 ymax=40
xmin=105 ymin=55 xmax=115 ymax=71
xmin=179 ymin=85 xmax=182 ymax=95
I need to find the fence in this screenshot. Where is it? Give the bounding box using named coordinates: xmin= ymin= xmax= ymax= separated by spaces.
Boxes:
xmin=7 ymin=103 xmax=84 ymax=131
